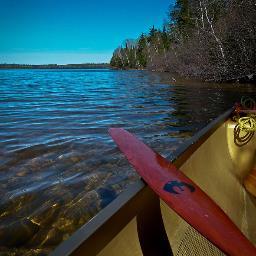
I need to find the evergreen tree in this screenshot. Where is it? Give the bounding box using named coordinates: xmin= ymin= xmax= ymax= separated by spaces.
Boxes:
xmin=137 ymin=33 xmax=147 ymax=67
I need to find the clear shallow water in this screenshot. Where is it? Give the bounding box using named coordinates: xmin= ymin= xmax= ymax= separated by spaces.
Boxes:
xmin=0 ymin=69 xmax=255 ymax=255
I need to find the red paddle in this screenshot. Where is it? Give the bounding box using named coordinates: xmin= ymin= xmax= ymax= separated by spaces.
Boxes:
xmin=109 ymin=128 xmax=256 ymax=256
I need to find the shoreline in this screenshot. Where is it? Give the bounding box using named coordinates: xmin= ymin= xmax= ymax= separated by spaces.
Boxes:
xmin=0 ymin=63 xmax=110 ymax=70
xmin=1 ymin=65 xmax=255 ymax=84
xmin=112 ymin=66 xmax=256 ymax=84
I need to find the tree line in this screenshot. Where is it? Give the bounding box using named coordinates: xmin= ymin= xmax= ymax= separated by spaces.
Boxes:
xmin=0 ymin=63 xmax=110 ymax=69
xmin=110 ymin=0 xmax=256 ymax=82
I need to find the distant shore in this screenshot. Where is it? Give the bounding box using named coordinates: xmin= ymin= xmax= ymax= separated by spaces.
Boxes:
xmin=0 ymin=63 xmax=110 ymax=69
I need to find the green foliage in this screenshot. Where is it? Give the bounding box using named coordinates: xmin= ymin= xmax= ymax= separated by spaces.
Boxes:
xmin=170 ymin=0 xmax=190 ymax=27
xmin=110 ymin=27 xmax=171 ymax=69
xmin=136 ymin=34 xmax=147 ymax=67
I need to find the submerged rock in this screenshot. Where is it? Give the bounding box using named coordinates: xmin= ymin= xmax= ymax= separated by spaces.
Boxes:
xmin=53 ymin=190 xmax=101 ymax=233
xmin=0 ymin=218 xmax=40 ymax=247
xmin=97 ymin=187 xmax=117 ymax=208
xmin=27 ymin=227 xmax=65 ymax=247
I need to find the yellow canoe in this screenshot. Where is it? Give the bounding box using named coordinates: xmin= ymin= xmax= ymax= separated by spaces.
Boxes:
xmin=50 ymin=108 xmax=256 ymax=256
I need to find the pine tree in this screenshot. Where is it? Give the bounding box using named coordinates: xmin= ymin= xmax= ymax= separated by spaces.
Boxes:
xmin=137 ymin=34 xmax=148 ymax=67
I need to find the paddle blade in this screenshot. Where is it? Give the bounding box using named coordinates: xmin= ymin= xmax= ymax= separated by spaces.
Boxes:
xmin=109 ymin=128 xmax=256 ymax=256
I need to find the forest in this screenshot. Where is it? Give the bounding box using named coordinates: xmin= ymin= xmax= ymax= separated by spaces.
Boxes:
xmin=110 ymin=0 xmax=256 ymax=82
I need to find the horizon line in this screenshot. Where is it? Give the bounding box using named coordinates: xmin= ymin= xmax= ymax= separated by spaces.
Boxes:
xmin=0 ymin=62 xmax=110 ymax=65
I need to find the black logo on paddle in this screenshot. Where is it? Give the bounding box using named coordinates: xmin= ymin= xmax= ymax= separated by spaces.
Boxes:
xmin=163 ymin=180 xmax=195 ymax=195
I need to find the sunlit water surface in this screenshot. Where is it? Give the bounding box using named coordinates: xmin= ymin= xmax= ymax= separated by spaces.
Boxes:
xmin=0 ymin=69 xmax=255 ymax=255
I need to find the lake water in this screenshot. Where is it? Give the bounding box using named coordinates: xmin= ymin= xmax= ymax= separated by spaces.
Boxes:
xmin=0 ymin=69 xmax=255 ymax=255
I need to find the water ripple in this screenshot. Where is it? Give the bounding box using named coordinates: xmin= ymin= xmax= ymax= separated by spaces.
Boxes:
xmin=0 ymin=69 xmax=255 ymax=255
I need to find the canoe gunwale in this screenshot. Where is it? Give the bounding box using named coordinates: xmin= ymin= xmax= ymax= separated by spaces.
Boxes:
xmin=50 ymin=107 xmax=234 ymax=256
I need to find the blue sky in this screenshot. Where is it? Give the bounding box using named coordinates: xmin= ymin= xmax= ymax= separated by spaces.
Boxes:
xmin=0 ymin=0 xmax=173 ymax=64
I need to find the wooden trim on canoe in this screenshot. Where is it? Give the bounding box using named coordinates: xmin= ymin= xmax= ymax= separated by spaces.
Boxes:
xmin=50 ymin=107 xmax=234 ymax=256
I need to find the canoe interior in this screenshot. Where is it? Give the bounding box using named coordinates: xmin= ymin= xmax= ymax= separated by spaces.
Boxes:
xmin=51 ymin=115 xmax=256 ymax=256
xmin=161 ymin=119 xmax=256 ymax=256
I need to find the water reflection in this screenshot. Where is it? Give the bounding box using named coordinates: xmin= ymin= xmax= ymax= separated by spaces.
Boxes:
xmin=0 ymin=69 xmax=255 ymax=255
